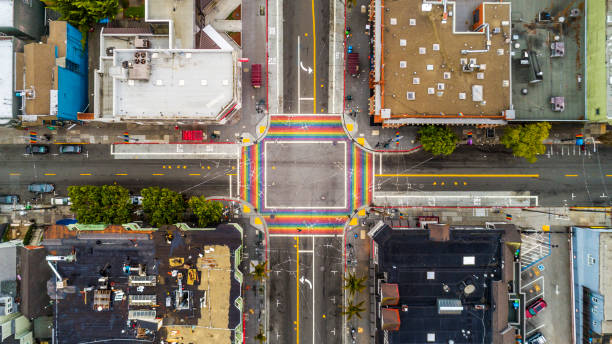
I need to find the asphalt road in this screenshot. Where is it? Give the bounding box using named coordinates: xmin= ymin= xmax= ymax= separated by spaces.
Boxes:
xmin=283 ymin=0 xmax=330 ymax=113
xmin=376 ymin=145 xmax=612 ymax=207
xmin=268 ymin=235 xmax=343 ymax=344
xmin=0 ymin=144 xmax=236 ymax=200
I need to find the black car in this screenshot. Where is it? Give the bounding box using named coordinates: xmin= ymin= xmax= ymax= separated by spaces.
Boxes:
xmin=26 ymin=144 xmax=49 ymax=154
xmin=59 ymin=145 xmax=82 ymax=154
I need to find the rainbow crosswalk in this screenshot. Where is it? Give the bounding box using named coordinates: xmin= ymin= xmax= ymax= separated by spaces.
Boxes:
xmin=240 ymin=115 xmax=372 ymax=234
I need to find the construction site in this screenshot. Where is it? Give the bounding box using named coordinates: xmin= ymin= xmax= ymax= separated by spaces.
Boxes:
xmin=41 ymin=223 xmax=243 ymax=344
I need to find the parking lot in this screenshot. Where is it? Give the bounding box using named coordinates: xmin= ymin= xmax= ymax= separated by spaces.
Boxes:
xmin=520 ymin=227 xmax=572 ymax=343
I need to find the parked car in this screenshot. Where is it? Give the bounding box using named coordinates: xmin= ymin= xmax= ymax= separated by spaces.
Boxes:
xmin=130 ymin=195 xmax=143 ymax=205
xmin=28 ymin=183 xmax=55 ymax=193
xmin=51 ymin=197 xmax=71 ymax=205
xmin=59 ymin=145 xmax=82 ymax=154
xmin=25 ymin=144 xmax=49 ymax=154
xmin=526 ymin=332 xmax=547 ymax=344
xmin=525 ymin=298 xmax=547 ymax=318
xmin=0 ymin=195 xmax=19 ymax=204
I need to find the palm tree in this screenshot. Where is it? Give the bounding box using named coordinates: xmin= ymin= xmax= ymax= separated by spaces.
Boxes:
xmin=251 ymin=261 xmax=269 ymax=282
xmin=342 ymin=300 xmax=366 ymax=321
xmin=254 ymin=327 xmax=266 ymax=343
xmin=343 ymin=272 xmax=367 ymax=297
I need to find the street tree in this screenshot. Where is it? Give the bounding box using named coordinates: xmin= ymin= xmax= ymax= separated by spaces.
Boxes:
xmin=140 ymin=187 xmax=186 ymax=227
xmin=43 ymin=0 xmax=121 ymax=45
xmin=188 ymin=196 xmax=223 ymax=227
xmin=254 ymin=328 xmax=266 ymax=343
xmin=68 ymin=185 xmax=132 ymax=224
xmin=342 ymin=300 xmax=366 ymax=321
xmin=418 ymin=125 xmax=458 ymax=156
xmin=501 ymin=122 xmax=551 ymax=163
xmin=343 ymin=272 xmax=367 ymax=297
xmin=251 ymin=261 xmax=269 ymax=283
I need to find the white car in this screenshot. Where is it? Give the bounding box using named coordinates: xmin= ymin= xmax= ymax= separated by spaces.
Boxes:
xmin=51 ymin=197 xmax=71 ymax=206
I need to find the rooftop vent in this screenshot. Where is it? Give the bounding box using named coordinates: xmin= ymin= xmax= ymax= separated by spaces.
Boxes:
xmin=406 ymin=92 xmax=415 ymax=100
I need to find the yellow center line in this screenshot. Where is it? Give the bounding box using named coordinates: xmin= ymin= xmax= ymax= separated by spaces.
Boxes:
xmin=188 ymin=173 xmax=201 ymax=176
xmin=152 ymin=173 xmax=164 ymax=176
xmin=80 ymin=173 xmax=92 ymax=176
xmin=115 ymin=173 xmax=128 ymax=176
xmin=296 ymin=236 xmax=300 ymax=344
xmin=44 ymin=173 xmax=56 ymax=176
xmin=375 ymin=174 xmax=540 ymax=178
xmin=226 ymin=173 xmax=237 ymax=176
xmin=9 ymin=173 xmax=20 ymax=176
xmin=565 ymin=174 xmax=578 ymax=177
xmin=311 ymin=0 xmax=316 ymax=114
xmin=606 ymin=175 xmax=612 ymax=177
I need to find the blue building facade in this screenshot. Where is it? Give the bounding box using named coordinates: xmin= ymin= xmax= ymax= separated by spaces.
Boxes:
xmin=55 ymin=23 xmax=88 ymax=121
xmin=572 ymin=227 xmax=612 ymax=343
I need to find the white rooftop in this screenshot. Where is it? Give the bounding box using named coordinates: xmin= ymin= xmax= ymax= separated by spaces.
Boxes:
xmin=113 ymin=48 xmax=234 ymax=119
xmin=0 ymin=1 xmax=13 ymax=27
xmin=0 ymin=38 xmax=14 ymax=122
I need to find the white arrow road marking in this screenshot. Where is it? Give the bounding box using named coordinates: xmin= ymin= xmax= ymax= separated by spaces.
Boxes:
xmin=300 ymin=61 xmax=313 ymax=74
xmin=299 ymin=276 xmax=313 ymax=289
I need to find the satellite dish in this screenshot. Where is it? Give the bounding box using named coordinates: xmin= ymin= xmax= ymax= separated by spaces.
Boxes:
xmin=464 ymin=284 xmax=476 ymax=295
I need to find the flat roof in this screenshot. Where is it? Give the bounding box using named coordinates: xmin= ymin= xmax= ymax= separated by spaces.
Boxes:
xmin=373 ymin=228 xmax=504 ymax=344
xmin=112 ymin=48 xmax=235 ymax=119
xmin=0 ymin=38 xmax=13 ymax=120
xmin=0 ymin=1 xmax=13 ymax=27
xmin=380 ymin=1 xmax=511 ymax=119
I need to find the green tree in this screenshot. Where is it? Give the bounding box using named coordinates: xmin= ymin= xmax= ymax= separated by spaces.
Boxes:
xmin=141 ymin=187 xmax=186 ymax=227
xmin=254 ymin=328 xmax=266 ymax=343
xmin=68 ymin=185 xmax=132 ymax=224
xmin=44 ymin=0 xmax=121 ymax=45
xmin=598 ymin=131 xmax=612 ymax=146
xmin=418 ymin=125 xmax=458 ymax=156
xmin=500 ymin=122 xmax=551 ymax=163
xmin=343 ymin=273 xmax=367 ymax=297
xmin=188 ymin=196 xmax=223 ymax=227
xmin=342 ymin=300 xmax=366 ymax=321
xmin=251 ymin=261 xmax=269 ymax=283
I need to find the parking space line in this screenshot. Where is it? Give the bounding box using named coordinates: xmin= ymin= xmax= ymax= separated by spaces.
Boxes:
xmin=521 ymin=276 xmax=543 ymax=289
xmin=526 ymin=323 xmax=546 ymax=336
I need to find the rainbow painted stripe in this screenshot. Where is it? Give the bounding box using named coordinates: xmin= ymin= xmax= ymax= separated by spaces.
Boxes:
xmin=239 ymin=115 xmax=373 ymax=234
xmin=267 ymin=115 xmax=346 ymax=140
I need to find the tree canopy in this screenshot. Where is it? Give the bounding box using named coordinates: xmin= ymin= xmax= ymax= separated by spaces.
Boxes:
xmin=44 ymin=0 xmax=121 ymax=44
xmin=343 ymin=273 xmax=367 ymax=297
xmin=500 ymin=122 xmax=551 ymax=163
xmin=141 ymin=187 xmax=186 ymax=227
xmin=68 ymin=185 xmax=132 ymax=224
xmin=418 ymin=125 xmax=458 ymax=156
xmin=188 ymin=196 xmax=223 ymax=227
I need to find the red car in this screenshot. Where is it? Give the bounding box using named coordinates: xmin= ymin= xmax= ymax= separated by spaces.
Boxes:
xmin=525 ymin=298 xmax=547 ymax=318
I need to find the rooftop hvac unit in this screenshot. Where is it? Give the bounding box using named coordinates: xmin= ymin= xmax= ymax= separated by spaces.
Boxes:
xmin=135 ymin=38 xmax=151 ymax=49
xmin=106 ymin=47 xmax=114 ymax=56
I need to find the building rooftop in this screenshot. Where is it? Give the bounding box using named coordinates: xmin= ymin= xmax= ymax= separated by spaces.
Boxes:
xmin=374 ymin=1 xmax=512 ymax=126
xmin=43 ymin=224 xmax=242 ymax=344
xmin=372 ymin=226 xmax=507 ymax=344
xmin=0 ymin=38 xmax=14 ymax=123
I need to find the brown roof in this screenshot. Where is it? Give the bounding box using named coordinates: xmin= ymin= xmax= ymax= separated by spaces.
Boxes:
xmin=381 ymin=308 xmax=401 ymax=331
xmin=44 ymin=224 xmax=154 ymax=240
xmin=24 ymin=43 xmax=55 ymax=115
xmin=103 ymin=27 xmax=153 ymax=35
xmin=197 ymin=31 xmax=220 ymax=49
xmin=492 ymin=280 xmax=516 ymax=344
xmin=428 ymin=223 xmax=450 ymax=241
xmin=381 ymin=283 xmax=399 ymax=306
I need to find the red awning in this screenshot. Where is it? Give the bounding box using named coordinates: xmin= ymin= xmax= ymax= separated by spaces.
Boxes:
xmin=182 ymin=130 xmax=204 ymax=141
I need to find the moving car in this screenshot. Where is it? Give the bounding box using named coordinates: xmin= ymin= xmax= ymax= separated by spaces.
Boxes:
xmin=59 ymin=144 xmax=82 ymax=154
xmin=526 ymin=332 xmax=547 ymax=344
xmin=525 ymin=298 xmax=547 ymax=319
xmin=51 ymin=197 xmax=71 ymax=205
xmin=28 ymin=183 xmax=55 ymax=193
xmin=0 ymin=195 xmax=19 ymax=204
xmin=26 ymin=144 xmax=49 ymax=154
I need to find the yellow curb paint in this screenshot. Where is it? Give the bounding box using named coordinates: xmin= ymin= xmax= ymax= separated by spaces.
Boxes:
xmin=254 ymin=217 xmax=262 ymax=225
xmin=152 ymin=173 xmax=164 ymax=176
xmin=189 ymin=174 xmax=201 ymax=176
xmin=44 ymin=173 xmax=56 ymax=176
xmin=243 ymin=205 xmax=251 ymax=213
xmin=9 ymin=173 xmax=20 ymax=176
xmin=259 ymin=126 xmax=266 ymax=134
xmin=242 ymin=138 xmax=250 ymax=143
xmin=346 ymin=123 xmax=354 ymax=131
xmin=115 ymin=173 xmax=128 ymax=176
xmin=183 ymin=165 xmax=186 ymax=169
xmin=232 ymin=166 xmax=236 ymax=170
xmin=207 ymin=166 xmax=211 ymax=170
xmin=80 ymin=173 xmax=92 ymax=176
xmin=357 ymin=137 xmax=365 ymax=145
xmin=349 ymin=217 xmax=359 ymax=226
xmin=358 ymin=209 xmax=366 ymax=216
xmin=565 ymin=174 xmax=578 ymax=177
xmin=542 ymin=225 xmax=550 ymax=232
